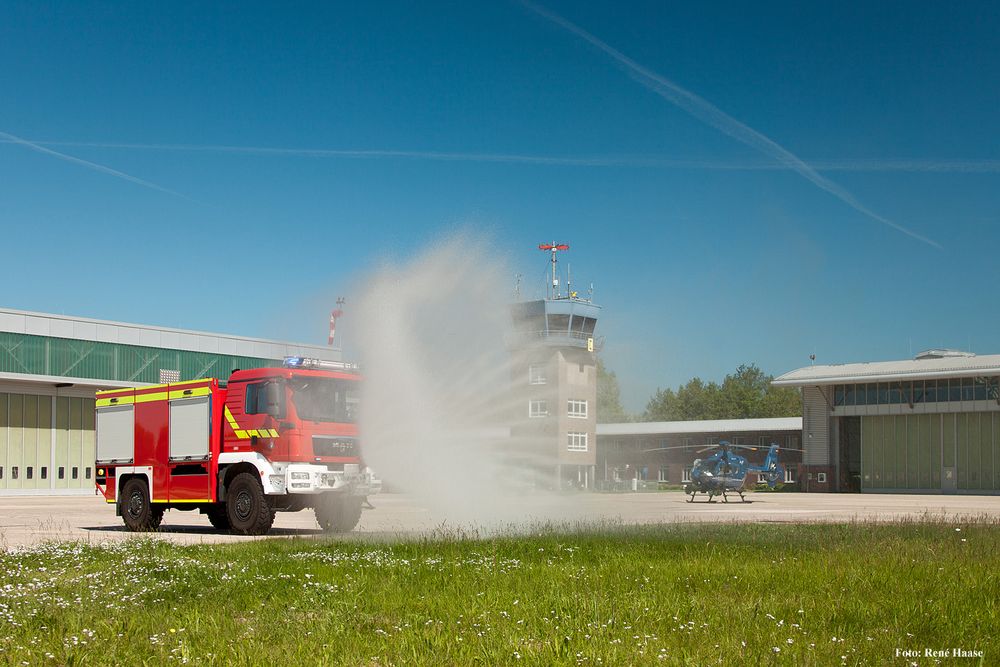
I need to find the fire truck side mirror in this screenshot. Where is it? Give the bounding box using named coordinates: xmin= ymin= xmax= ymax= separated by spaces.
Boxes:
xmin=265 ymin=381 xmax=286 ymax=418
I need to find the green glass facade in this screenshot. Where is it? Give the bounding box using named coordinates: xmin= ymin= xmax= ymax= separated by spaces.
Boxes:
xmin=862 ymin=412 xmax=1000 ymax=491
xmin=0 ymin=332 xmax=281 ymax=384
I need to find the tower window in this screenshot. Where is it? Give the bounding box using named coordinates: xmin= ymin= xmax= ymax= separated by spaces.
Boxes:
xmin=567 ymin=432 xmax=588 ymax=452
xmin=529 ymin=400 xmax=548 ymax=418
xmin=528 ymin=365 xmax=547 ymax=385
xmin=567 ymin=399 xmax=588 ymax=418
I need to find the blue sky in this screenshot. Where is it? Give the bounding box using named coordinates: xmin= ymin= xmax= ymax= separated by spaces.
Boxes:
xmin=2 ymin=1 xmax=999 ymax=411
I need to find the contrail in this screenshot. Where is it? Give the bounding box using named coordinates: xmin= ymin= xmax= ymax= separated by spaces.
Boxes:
xmin=521 ymin=1 xmax=941 ymax=249
xmin=0 ymin=130 xmax=193 ymax=201
xmin=3 ymin=138 xmax=995 ymax=173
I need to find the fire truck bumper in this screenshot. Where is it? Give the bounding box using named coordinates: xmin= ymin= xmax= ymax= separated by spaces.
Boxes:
xmin=269 ymin=464 xmax=382 ymax=496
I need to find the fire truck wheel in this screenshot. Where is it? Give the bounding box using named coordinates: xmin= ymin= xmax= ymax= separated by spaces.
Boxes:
xmin=206 ymin=506 xmax=231 ymax=531
xmin=121 ymin=478 xmax=162 ymax=532
xmin=314 ymin=495 xmax=363 ymax=533
xmin=226 ymin=472 xmax=275 ymax=535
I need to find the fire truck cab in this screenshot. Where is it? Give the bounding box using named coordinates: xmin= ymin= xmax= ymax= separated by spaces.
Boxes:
xmin=94 ymin=357 xmax=380 ymax=535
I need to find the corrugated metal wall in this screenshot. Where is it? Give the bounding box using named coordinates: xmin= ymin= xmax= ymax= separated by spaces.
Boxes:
xmin=0 ymin=392 xmax=95 ymax=491
xmin=862 ymin=412 xmax=1000 ymax=491
xmin=802 ymin=386 xmax=831 ymax=465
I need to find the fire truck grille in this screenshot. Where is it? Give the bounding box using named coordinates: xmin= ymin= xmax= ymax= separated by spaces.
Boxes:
xmin=312 ymin=436 xmax=357 ymax=458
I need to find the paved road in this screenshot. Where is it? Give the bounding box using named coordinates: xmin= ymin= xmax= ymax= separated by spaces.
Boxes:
xmin=1 ymin=491 xmax=998 ymax=548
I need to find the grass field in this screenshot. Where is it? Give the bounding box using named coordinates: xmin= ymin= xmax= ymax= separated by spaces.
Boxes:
xmin=0 ymin=520 xmax=996 ymax=665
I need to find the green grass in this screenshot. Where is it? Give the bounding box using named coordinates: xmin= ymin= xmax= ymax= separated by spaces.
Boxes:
xmin=0 ymin=520 xmax=997 ymax=665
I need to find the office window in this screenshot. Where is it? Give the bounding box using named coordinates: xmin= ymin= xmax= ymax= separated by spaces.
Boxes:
xmin=0 ymin=467 xmax=3 ymax=479
xmin=529 ymin=400 xmax=548 ymax=418
xmin=962 ymin=378 xmax=975 ymax=401
xmin=567 ymin=432 xmax=588 ymax=452
xmin=27 ymin=467 xmax=33 ymax=480
xmin=817 ymin=472 xmax=827 ymax=484
xmin=58 ymin=467 xmax=65 ymax=480
xmin=784 ymin=467 xmax=796 ymax=483
xmin=528 ymin=365 xmax=547 ymax=385
xmin=41 ymin=467 xmax=47 ymax=480
xmin=974 ymin=378 xmax=989 ymax=401
xmin=85 ymin=467 xmax=92 ymax=480
xmin=681 ymin=467 xmax=692 ymax=483
xmin=12 ymin=467 xmax=18 ymax=480
xmin=72 ymin=467 xmax=79 ymax=480
xmin=658 ymin=467 xmax=669 ymax=482
xmin=567 ymin=399 xmax=587 ymax=418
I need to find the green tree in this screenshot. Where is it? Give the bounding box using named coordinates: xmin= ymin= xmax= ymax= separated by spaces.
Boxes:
xmin=597 ymin=358 xmax=631 ymax=423
xmin=642 ymin=363 xmax=800 ymax=421
xmin=644 ymin=377 xmax=723 ymax=421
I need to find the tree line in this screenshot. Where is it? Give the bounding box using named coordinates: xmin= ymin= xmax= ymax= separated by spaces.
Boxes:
xmin=597 ymin=359 xmax=801 ymax=423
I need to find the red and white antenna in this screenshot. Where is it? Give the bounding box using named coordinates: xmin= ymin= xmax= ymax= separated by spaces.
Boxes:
xmin=328 ymin=297 xmax=345 ymax=346
xmin=538 ymin=242 xmax=569 ymax=299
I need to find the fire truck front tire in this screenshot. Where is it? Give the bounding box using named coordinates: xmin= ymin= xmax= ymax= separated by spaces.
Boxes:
xmin=226 ymin=472 xmax=275 ymax=535
xmin=314 ymin=495 xmax=363 ymax=533
xmin=206 ymin=506 xmax=231 ymax=531
xmin=121 ymin=478 xmax=163 ymax=532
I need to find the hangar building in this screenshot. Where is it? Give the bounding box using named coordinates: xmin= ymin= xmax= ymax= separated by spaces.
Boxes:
xmin=0 ymin=307 xmax=340 ymax=495
xmin=774 ymin=350 xmax=1000 ymax=494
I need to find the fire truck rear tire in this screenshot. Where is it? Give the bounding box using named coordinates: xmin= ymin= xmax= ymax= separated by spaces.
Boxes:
xmin=226 ymin=472 xmax=275 ymax=535
xmin=314 ymin=495 xmax=363 ymax=533
xmin=121 ymin=478 xmax=163 ymax=532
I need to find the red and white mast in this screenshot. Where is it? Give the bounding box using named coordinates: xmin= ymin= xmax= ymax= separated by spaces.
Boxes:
xmin=538 ymin=242 xmax=569 ymax=299
xmin=328 ymin=297 xmax=345 ymax=346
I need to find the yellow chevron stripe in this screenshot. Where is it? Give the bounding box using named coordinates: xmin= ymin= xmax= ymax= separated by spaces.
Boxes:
xmin=224 ymin=406 xmax=251 ymax=439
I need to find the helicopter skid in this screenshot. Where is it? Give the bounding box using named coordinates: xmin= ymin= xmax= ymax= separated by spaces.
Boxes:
xmin=686 ymin=490 xmax=749 ymax=503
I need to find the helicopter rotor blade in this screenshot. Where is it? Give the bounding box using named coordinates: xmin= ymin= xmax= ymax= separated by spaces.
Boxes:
xmin=640 ymin=444 xmax=710 ymax=453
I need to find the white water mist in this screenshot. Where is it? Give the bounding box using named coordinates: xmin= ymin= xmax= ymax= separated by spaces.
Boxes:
xmin=352 ymin=234 xmax=564 ymax=526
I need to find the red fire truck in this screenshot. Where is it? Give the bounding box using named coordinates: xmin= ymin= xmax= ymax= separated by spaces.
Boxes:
xmin=94 ymin=357 xmax=380 ymax=535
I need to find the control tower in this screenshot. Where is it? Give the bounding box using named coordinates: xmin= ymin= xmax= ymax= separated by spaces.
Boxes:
xmin=510 ymin=243 xmax=602 ymax=490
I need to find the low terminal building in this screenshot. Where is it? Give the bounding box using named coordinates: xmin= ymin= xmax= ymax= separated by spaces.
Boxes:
xmin=0 ymin=307 xmax=340 ymax=495
xmin=595 ymin=417 xmax=803 ymax=490
xmin=774 ymin=350 xmax=1000 ymax=494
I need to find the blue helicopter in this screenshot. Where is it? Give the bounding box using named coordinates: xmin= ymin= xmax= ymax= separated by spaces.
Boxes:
xmin=644 ymin=440 xmax=799 ymax=502
xmin=687 ymin=441 xmax=790 ymax=502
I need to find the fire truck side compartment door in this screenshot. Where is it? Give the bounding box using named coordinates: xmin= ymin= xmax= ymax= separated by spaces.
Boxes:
xmin=96 ymin=405 xmax=135 ymax=463
xmin=169 ymin=397 xmax=211 ymax=460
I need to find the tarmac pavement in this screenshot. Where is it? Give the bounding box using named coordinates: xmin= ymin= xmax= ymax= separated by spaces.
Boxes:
xmin=1 ymin=491 xmax=998 ymax=548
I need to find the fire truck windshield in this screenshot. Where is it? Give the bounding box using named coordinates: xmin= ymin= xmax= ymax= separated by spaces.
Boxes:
xmin=289 ymin=378 xmax=359 ymax=423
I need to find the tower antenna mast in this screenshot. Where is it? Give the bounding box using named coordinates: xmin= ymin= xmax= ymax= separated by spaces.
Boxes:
xmin=538 ymin=242 xmax=569 ymax=299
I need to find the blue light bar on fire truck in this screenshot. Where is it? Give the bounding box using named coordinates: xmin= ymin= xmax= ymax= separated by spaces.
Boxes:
xmin=283 ymin=356 xmax=359 ymax=371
